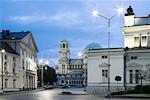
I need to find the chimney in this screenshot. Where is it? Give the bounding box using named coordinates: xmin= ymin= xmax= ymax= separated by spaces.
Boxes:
xmin=2 ymin=30 xmax=10 ymax=39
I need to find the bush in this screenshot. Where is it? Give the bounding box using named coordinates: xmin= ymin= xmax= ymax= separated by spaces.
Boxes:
xmin=135 ymin=85 xmax=150 ymax=93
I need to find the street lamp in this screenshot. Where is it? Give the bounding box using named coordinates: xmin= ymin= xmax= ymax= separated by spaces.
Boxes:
xmin=92 ymin=7 xmax=124 ymax=96
xmin=1 ymin=49 xmax=5 ymax=93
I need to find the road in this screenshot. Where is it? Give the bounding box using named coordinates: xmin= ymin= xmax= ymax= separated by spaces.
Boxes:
xmin=0 ymin=88 xmax=148 ymax=100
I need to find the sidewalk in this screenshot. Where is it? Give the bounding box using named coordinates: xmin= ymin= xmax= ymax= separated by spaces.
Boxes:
xmin=0 ymin=88 xmax=44 ymax=95
xmin=112 ymin=94 xmax=150 ymax=99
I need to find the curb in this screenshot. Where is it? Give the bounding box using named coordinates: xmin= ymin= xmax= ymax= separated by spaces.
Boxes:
xmin=112 ymin=95 xmax=150 ymax=99
xmin=0 ymin=89 xmax=44 ymax=96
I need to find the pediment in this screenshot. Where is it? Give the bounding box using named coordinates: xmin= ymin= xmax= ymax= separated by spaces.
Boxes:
xmin=127 ymin=62 xmax=143 ymax=67
xmin=99 ymin=62 xmax=109 ymax=67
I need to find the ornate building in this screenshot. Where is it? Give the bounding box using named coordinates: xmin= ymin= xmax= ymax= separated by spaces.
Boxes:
xmin=86 ymin=6 xmax=150 ymax=94
xmin=56 ymin=40 xmax=84 ymax=87
xmin=55 ymin=40 xmax=101 ymax=87
xmin=0 ymin=30 xmax=38 ymax=92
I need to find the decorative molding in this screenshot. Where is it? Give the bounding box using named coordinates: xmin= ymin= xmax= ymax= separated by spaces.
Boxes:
xmin=127 ymin=62 xmax=143 ymax=67
xmin=99 ymin=62 xmax=109 ymax=67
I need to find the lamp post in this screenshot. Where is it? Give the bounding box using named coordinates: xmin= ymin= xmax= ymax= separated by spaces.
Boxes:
xmin=1 ymin=49 xmax=5 ymax=93
xmin=92 ymin=7 xmax=124 ymax=96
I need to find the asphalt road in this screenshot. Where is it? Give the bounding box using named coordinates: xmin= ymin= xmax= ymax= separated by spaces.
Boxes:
xmin=0 ymin=88 xmax=149 ymax=100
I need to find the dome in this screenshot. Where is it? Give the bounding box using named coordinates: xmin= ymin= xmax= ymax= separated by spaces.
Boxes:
xmin=85 ymin=42 xmax=101 ymax=49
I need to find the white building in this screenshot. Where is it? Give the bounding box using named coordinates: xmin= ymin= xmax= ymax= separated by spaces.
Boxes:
xmin=86 ymin=6 xmax=150 ymax=94
xmin=0 ymin=30 xmax=38 ymax=92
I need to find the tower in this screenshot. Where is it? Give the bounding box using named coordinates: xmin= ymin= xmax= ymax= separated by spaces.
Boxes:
xmin=58 ymin=40 xmax=70 ymax=74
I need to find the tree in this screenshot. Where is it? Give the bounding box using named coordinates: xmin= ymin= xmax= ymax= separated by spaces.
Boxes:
xmin=37 ymin=65 xmax=57 ymax=86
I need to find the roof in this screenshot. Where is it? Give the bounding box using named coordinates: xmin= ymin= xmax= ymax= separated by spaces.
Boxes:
xmin=69 ymin=59 xmax=83 ymax=65
xmin=0 ymin=30 xmax=29 ymax=40
xmin=0 ymin=30 xmax=38 ymax=52
xmin=0 ymin=42 xmax=19 ymax=55
xmin=61 ymin=39 xmax=68 ymax=43
xmin=85 ymin=42 xmax=101 ymax=49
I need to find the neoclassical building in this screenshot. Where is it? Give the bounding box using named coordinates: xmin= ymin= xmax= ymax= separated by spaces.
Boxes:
xmin=0 ymin=30 xmax=38 ymax=92
xmin=86 ymin=6 xmax=150 ymax=94
xmin=56 ymin=40 xmax=102 ymax=87
xmin=56 ymin=40 xmax=85 ymax=87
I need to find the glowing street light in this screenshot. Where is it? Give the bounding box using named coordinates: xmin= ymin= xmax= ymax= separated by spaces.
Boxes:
xmin=78 ymin=52 xmax=82 ymax=58
xmin=92 ymin=7 xmax=124 ymax=97
xmin=1 ymin=49 xmax=5 ymax=93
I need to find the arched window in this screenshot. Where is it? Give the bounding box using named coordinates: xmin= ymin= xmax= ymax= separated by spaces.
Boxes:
xmin=63 ymin=44 xmax=65 ymax=48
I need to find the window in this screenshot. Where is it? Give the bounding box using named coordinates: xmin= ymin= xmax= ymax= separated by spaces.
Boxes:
xmin=81 ymin=65 xmax=83 ymax=69
xmin=134 ymin=36 xmax=140 ymax=47
xmin=129 ymin=70 xmax=133 ymax=83
xmin=63 ymin=44 xmax=65 ymax=48
xmin=13 ymin=79 xmax=16 ymax=88
xmin=131 ymin=56 xmax=137 ymax=59
xmin=13 ymin=57 xmax=16 ymax=61
xmin=102 ymin=56 xmax=107 ymax=59
xmin=135 ymin=70 xmax=139 ymax=84
xmin=4 ymin=55 xmax=7 ymax=60
xmin=12 ymin=63 xmax=16 ymax=75
xmin=102 ymin=70 xmax=108 ymax=77
xmin=22 ymin=59 xmax=24 ymax=70
xmin=5 ymin=79 xmax=8 ymax=88
xmin=4 ymin=62 xmax=8 ymax=74
xmin=141 ymin=36 xmax=147 ymax=47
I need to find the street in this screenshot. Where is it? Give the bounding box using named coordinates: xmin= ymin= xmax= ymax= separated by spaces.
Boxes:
xmin=0 ymin=88 xmax=149 ymax=100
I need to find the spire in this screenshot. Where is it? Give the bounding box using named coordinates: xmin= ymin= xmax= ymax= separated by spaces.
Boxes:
xmin=125 ymin=5 xmax=134 ymax=16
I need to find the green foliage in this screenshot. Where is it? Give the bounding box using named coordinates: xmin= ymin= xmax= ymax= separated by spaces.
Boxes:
xmin=37 ymin=65 xmax=57 ymax=86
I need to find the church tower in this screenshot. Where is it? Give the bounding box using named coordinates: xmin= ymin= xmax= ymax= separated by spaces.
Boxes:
xmin=58 ymin=40 xmax=70 ymax=74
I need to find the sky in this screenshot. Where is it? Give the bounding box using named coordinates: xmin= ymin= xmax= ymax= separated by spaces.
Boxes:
xmin=0 ymin=0 xmax=150 ymax=67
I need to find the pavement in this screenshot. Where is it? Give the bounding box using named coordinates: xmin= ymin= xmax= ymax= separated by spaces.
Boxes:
xmin=112 ymin=94 xmax=150 ymax=99
xmin=0 ymin=88 xmax=88 ymax=96
xmin=60 ymin=88 xmax=89 ymax=95
xmin=0 ymin=88 xmax=44 ymax=95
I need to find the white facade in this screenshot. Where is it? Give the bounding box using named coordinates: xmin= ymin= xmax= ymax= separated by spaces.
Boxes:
xmin=86 ymin=6 xmax=150 ymax=94
xmin=0 ymin=30 xmax=38 ymax=92
xmin=0 ymin=51 xmax=20 ymax=92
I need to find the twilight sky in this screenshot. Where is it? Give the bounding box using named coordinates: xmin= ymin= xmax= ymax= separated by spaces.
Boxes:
xmin=0 ymin=0 xmax=150 ymax=67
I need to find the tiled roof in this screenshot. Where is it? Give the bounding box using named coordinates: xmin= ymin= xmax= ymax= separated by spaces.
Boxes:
xmin=0 ymin=42 xmax=19 ymax=55
xmin=0 ymin=30 xmax=29 ymax=40
xmin=70 ymin=59 xmax=83 ymax=65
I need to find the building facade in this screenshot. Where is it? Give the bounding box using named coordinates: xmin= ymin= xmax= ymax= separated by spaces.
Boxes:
xmin=0 ymin=30 xmax=38 ymax=92
xmin=56 ymin=40 xmax=86 ymax=87
xmin=86 ymin=6 xmax=150 ymax=94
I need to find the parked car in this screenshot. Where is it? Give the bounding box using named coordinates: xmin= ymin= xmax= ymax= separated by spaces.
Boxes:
xmin=44 ymin=85 xmax=53 ymax=89
xmin=62 ymin=85 xmax=70 ymax=89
